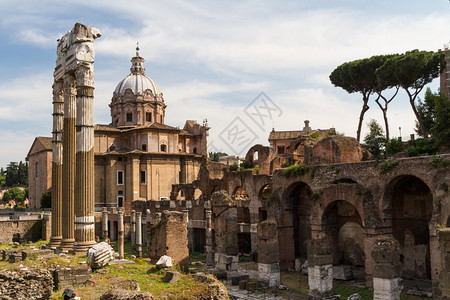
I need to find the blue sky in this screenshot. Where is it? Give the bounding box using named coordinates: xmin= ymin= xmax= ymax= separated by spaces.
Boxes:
xmin=0 ymin=0 xmax=449 ymax=167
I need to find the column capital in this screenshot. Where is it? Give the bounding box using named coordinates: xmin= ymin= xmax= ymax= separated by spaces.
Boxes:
xmin=75 ymin=64 xmax=95 ymax=88
xmin=52 ymin=81 xmax=64 ymax=103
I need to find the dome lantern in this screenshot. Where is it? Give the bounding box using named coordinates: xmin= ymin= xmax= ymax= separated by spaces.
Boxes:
xmin=110 ymin=47 xmax=166 ymax=127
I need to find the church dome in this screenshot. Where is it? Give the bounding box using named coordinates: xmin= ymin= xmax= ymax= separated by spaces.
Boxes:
xmin=114 ymin=73 xmax=161 ymax=96
xmin=113 ymin=46 xmax=161 ymax=96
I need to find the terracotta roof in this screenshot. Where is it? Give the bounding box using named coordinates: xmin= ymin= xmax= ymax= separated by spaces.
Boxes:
xmin=179 ymin=129 xmax=193 ymax=136
xmin=36 ymin=136 xmax=52 ymax=150
xmin=268 ymin=131 xmax=303 ymax=141
xmin=124 ymin=123 xmax=180 ymax=132
xmin=185 ymin=120 xmax=197 ymax=127
xmin=94 ymin=124 xmax=121 ymax=132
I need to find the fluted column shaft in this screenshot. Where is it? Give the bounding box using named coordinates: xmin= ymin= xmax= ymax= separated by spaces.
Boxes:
xmin=59 ymin=75 xmax=76 ymax=251
xmin=118 ymin=209 xmax=124 ymax=259
xmin=136 ymin=212 xmax=142 ymax=258
xmin=49 ymin=81 xmax=64 ymax=248
xmin=73 ymin=65 xmax=96 ymax=254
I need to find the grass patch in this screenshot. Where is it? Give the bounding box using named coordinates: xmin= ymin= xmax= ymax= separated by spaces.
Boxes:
xmin=189 ymin=251 xmax=206 ymax=263
xmin=429 ymin=155 xmax=449 ymax=168
xmin=282 ymin=164 xmax=307 ymax=178
xmin=333 ymin=280 xmax=372 ymax=299
xmin=49 ymin=263 xmax=211 ymax=299
xmin=379 ymin=159 xmax=399 ymax=174
xmin=280 ymin=271 xmax=309 ymax=294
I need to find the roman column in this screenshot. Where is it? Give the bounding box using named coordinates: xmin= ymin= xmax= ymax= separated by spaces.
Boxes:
xmin=102 ymin=207 xmax=108 ymax=240
xmin=136 ymin=212 xmax=142 ymax=258
xmin=59 ymin=74 xmax=77 ymax=251
xmin=118 ymin=209 xmax=124 ymax=259
xmin=73 ymin=64 xmax=96 ymax=254
xmin=48 ymin=81 xmax=64 ymax=248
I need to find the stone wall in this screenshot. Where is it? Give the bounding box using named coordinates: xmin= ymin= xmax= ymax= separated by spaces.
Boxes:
xmin=0 ymin=218 xmax=43 ymax=244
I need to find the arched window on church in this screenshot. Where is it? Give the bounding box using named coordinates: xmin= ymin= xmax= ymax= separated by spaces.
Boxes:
xmin=35 ymin=162 xmax=39 ymax=177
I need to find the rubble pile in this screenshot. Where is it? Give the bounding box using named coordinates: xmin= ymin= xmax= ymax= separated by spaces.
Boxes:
xmin=0 ymin=268 xmax=53 ymax=300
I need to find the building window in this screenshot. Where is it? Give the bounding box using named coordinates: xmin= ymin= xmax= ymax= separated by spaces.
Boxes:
xmin=160 ymin=144 xmax=167 ymax=152
xmin=277 ymin=146 xmax=285 ymax=154
xmin=140 ymin=170 xmax=146 ymax=184
xmin=146 ymin=112 xmax=152 ymax=122
xmin=142 ymin=144 xmax=147 ymax=151
xmin=35 ymin=162 xmax=39 ymax=177
xmin=118 ymin=190 xmax=123 ymax=195
xmin=126 ymin=112 xmax=133 ymax=122
xmin=117 ymin=170 xmax=124 ymax=185
xmin=117 ymin=196 xmax=124 ymax=208
xmin=193 ymin=147 xmax=197 ymax=154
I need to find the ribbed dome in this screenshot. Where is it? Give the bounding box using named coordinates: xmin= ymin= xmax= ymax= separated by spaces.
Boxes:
xmin=114 ymin=73 xmax=161 ymax=96
xmin=113 ymin=46 xmax=161 ymax=96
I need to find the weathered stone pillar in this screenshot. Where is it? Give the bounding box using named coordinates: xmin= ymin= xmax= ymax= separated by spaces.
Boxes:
xmin=257 ymin=221 xmax=280 ymax=287
xmin=59 ymin=74 xmax=77 ymax=252
xmin=131 ymin=210 xmax=136 ymax=253
xmin=147 ymin=210 xmax=189 ymax=272
xmin=439 ymin=228 xmax=450 ymax=299
xmin=205 ymin=209 xmax=214 ymax=267
xmin=102 ymin=207 xmax=108 ymax=240
xmin=118 ymin=209 xmax=124 ymax=259
xmin=145 ymin=209 xmax=151 ymax=248
xmin=136 ymin=212 xmax=142 ymax=258
xmin=372 ymin=236 xmax=403 ymax=300
xmin=307 ymin=236 xmax=337 ymax=300
xmin=110 ymin=208 xmax=117 ymax=240
xmin=48 ymin=81 xmax=64 ymax=248
xmin=73 ymin=64 xmax=96 ymax=254
xmin=212 ymin=191 xmax=239 ymax=271
xmin=183 ymin=209 xmax=192 ymax=250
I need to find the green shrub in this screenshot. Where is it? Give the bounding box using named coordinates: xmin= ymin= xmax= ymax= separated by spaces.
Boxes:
xmin=379 ymin=159 xmax=399 ymax=174
xmin=429 ymin=155 xmax=449 ymax=168
xmin=229 ymin=162 xmax=238 ymax=171
xmin=239 ymin=161 xmax=253 ymax=170
xmin=406 ymin=138 xmax=437 ymax=157
xmin=282 ymin=164 xmax=307 ymax=178
xmin=2 ymin=187 xmax=26 ymax=203
xmin=385 ymin=138 xmax=404 ymax=156
xmin=40 ymin=191 xmax=51 ymax=208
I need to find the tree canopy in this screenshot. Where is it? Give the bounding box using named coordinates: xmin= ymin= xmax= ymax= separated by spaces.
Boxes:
xmin=376 ymin=50 xmax=446 ymax=137
xmin=330 ymin=57 xmax=383 ymax=142
xmin=209 ymin=152 xmax=228 ymax=162
xmin=2 ymin=161 xmax=28 ymax=187
xmin=331 ymin=50 xmax=445 ymax=141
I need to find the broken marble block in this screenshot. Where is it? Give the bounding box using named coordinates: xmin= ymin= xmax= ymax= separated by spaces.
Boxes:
xmin=87 ymin=242 xmax=115 ymax=269
xmin=156 ymin=255 xmax=174 ymax=268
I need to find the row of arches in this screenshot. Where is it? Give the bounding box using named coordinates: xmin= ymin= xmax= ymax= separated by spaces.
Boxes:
xmin=280 ymin=174 xmax=436 ymax=283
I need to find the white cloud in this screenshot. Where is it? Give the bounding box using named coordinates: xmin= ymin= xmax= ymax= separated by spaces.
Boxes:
xmin=0 ymin=0 xmax=449 ymax=163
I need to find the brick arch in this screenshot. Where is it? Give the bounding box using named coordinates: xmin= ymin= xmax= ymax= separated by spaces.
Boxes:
xmin=245 ymin=144 xmax=269 ymax=163
xmin=380 ymin=174 xmax=434 ymax=222
xmin=313 ymin=184 xmax=366 ymax=228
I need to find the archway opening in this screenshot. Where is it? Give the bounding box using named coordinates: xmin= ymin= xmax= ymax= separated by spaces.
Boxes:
xmin=321 ymin=200 xmax=365 ymax=269
xmin=233 ymin=186 xmax=249 ymax=201
xmin=259 ymin=184 xmax=272 ymax=202
xmin=287 ymin=182 xmax=313 ymax=261
xmin=386 ymin=176 xmax=433 ymax=280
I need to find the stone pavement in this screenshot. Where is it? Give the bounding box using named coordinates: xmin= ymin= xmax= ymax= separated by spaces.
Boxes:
xmin=226 ymin=284 xmax=286 ymax=300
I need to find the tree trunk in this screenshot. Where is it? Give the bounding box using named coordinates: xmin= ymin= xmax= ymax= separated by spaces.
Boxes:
xmin=405 ymin=88 xmax=429 ymax=138
xmin=375 ymin=97 xmax=390 ymax=140
xmin=357 ymin=98 xmax=370 ymax=142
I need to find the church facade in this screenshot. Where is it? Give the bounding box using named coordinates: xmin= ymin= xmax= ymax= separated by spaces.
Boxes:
xmin=28 ymin=47 xmax=209 ymax=212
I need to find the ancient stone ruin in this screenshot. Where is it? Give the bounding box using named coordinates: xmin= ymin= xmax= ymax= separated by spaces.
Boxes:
xmin=49 ymin=23 xmax=101 ymax=254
